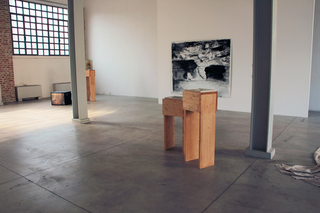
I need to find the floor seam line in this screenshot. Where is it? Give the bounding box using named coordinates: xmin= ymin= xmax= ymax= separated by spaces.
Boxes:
xmin=0 ymin=165 xmax=91 ymax=212
xmin=272 ymin=117 xmax=296 ymax=143
xmin=201 ymin=159 xmax=257 ymax=213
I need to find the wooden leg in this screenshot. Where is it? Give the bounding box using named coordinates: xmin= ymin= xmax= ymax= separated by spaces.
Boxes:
xmin=199 ymin=94 xmax=216 ymax=169
xmin=184 ymin=110 xmax=200 ymax=162
xmin=89 ymin=71 xmax=96 ymax=101
xmin=86 ymin=76 xmax=90 ymax=101
xmin=182 ymin=116 xmax=185 ymax=154
xmin=164 ymin=115 xmax=175 ymax=150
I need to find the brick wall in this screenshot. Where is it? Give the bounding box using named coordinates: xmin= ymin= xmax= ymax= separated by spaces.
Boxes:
xmin=0 ymin=0 xmax=16 ymax=103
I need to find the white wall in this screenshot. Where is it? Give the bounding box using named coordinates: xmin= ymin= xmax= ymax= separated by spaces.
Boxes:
xmin=157 ymin=0 xmax=254 ymax=112
xmin=83 ymin=0 xmax=158 ymax=98
xmin=157 ymin=0 xmax=315 ymax=117
xmin=310 ymin=0 xmax=320 ymax=111
xmin=274 ymin=0 xmax=315 ymax=117
xmin=13 ymin=56 xmax=71 ymax=98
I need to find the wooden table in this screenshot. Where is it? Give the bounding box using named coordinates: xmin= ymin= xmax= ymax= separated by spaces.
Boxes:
xmin=86 ymin=70 xmax=96 ymax=101
xmin=163 ymin=89 xmax=218 ymax=169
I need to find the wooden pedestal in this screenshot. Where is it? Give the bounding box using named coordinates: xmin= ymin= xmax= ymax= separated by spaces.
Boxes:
xmin=162 ymin=96 xmax=184 ymax=150
xmin=183 ymin=89 xmax=218 ymax=169
xmin=86 ymin=70 xmax=96 ymax=101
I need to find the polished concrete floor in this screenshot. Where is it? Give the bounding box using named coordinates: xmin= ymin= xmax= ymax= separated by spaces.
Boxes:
xmin=0 ymin=95 xmax=319 ymax=213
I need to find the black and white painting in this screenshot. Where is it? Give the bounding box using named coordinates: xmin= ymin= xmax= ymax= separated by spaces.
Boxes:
xmin=172 ymin=39 xmax=231 ymax=97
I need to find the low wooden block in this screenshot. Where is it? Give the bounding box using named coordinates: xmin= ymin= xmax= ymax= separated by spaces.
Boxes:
xmin=184 ymin=110 xmax=200 ymax=161
xmin=164 ymin=115 xmax=175 ymax=150
xmin=162 ymin=96 xmax=183 ymax=117
xmin=199 ymin=92 xmax=217 ymax=169
xmin=51 ymin=91 xmax=72 ymax=105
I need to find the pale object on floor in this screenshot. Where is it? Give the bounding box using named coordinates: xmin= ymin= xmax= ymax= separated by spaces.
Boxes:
xmin=275 ymin=147 xmax=320 ymax=187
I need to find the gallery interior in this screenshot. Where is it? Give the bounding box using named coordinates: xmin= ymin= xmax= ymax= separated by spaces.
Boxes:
xmin=1 ymin=0 xmax=320 ymax=212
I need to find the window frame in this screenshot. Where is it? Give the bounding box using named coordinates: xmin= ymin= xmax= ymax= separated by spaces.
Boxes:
xmin=8 ymin=0 xmax=69 ymax=56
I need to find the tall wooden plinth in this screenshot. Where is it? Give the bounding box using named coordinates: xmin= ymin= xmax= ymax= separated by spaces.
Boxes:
xmin=183 ymin=89 xmax=217 ymax=169
xmin=162 ymin=96 xmax=184 ymax=150
xmin=86 ymin=70 xmax=96 ymax=101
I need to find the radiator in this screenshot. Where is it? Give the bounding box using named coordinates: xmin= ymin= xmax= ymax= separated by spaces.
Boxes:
xmin=0 ymin=84 xmax=3 ymax=105
xmin=53 ymin=82 xmax=71 ymax=92
xmin=15 ymin=85 xmax=42 ymax=101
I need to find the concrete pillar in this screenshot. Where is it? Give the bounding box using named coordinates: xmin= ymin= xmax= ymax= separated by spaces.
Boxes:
xmin=68 ymin=0 xmax=90 ymax=124
xmin=245 ymin=0 xmax=276 ymax=159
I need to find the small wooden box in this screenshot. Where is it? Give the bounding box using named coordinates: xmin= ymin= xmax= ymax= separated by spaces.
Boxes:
xmin=162 ymin=96 xmax=183 ymax=117
xmin=183 ymin=89 xmax=217 ymax=112
xmin=51 ymin=91 xmax=72 ymax=105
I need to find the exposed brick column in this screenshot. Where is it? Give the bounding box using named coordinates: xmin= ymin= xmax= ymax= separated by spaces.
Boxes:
xmin=0 ymin=0 xmax=16 ymax=103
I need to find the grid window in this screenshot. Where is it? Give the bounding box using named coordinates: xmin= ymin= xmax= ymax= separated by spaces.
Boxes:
xmin=9 ymin=0 xmax=69 ymax=56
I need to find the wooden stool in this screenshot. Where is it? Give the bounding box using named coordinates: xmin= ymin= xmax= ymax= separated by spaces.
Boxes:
xmin=183 ymin=89 xmax=218 ymax=169
xmin=162 ymin=96 xmax=184 ymax=150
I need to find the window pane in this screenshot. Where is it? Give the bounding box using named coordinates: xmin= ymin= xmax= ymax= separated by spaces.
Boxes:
xmin=44 ymin=50 xmax=49 ymax=55
xmin=31 ymin=23 xmax=35 ymax=29
xmin=12 ymin=35 xmax=18 ymax=41
xmin=17 ymin=8 xmax=23 ymax=14
xmin=64 ymin=21 xmax=68 ymax=26
xmin=65 ymin=51 xmax=69 ymax=55
xmin=47 ymin=6 xmax=52 ymax=12
xmin=42 ymin=18 xmax=47 ymax=24
xmin=42 ymin=11 xmax=47 ymax=17
xmin=37 ymin=30 xmax=42 ymax=36
xmin=18 ymin=28 xmax=24 ymax=34
xmin=59 ymin=14 xmax=63 ymax=20
xmin=49 ymin=25 xmax=53 ymax=31
xmin=60 ymin=44 xmax=64 ymax=49
xmin=24 ymin=16 xmax=29 ymax=21
xmin=27 ymin=49 xmax=32 ymax=54
xmin=32 ymin=43 xmax=37 ymax=48
xmin=38 ymin=43 xmax=43 ymax=49
xmin=43 ymin=31 xmax=48 ymax=36
xmin=25 ymin=29 xmax=30 ymax=35
xmin=36 ymin=4 xmax=41 ymax=10
xmin=25 ymin=22 xmax=30 ymax=28
xmin=14 ymin=49 xmax=19 ymax=54
xmin=11 ymin=14 xmax=17 ymax=20
xmin=37 ymin=24 xmax=42 ymax=29
xmin=26 ymin=43 xmax=31 ymax=48
xmin=30 ymin=10 xmax=35 ymax=16
xmin=32 ymin=36 xmax=36 ymax=42
xmin=26 ymin=36 xmax=31 ymax=41
xmin=55 ymin=50 xmax=59 ymax=55
xmin=23 ymin=2 xmax=29 ymax=8
xmin=31 ymin=30 xmax=36 ymax=36
xmin=33 ymin=50 xmax=37 ymax=54
xmin=13 ymin=42 xmax=19 ymax=48
xmin=63 ymin=9 xmax=68 ymax=14
xmin=54 ymin=26 xmax=58 ymax=31
xmin=53 ymin=7 xmax=57 ymax=13
xmin=19 ymin=42 xmax=24 ymax=48
xmin=29 ymin=3 xmax=35 ymax=9
xmin=18 ymin=22 xmax=23 ymax=28
xmin=64 ymin=15 xmax=68 ymax=20
xmin=24 ymin=8 xmax=29 ymax=15
xmin=48 ymin=12 xmax=52 ymax=18
xmin=19 ymin=35 xmax=24 ymax=41
xmin=65 ymin=45 xmax=69 ymax=50
xmin=54 ymin=32 xmax=58 ymax=37
xmin=36 ymin=17 xmax=42 ymax=23
xmin=39 ymin=50 xmax=43 ymax=55
xmin=9 ymin=0 xmax=15 ymax=6
xmin=38 ymin=37 xmax=43 ymax=42
xmin=55 ymin=44 xmax=59 ymax=49
xmin=36 ymin=11 xmax=41 ymax=16
xmin=12 ymin=28 xmax=18 ymax=34
xmin=16 ymin=1 xmax=22 ymax=7
xmin=10 ymin=7 xmax=16 ymax=13
xmin=54 ymin=20 xmax=58 ymax=25
xmin=42 ymin=5 xmax=47 ymax=11
xmin=44 ymin=44 xmax=48 ymax=49
xmin=20 ymin=49 xmax=25 ymax=54
xmin=30 ymin=17 xmax=35 ymax=22
xmin=49 ymin=31 xmax=53 ymax=37
xmin=43 ymin=37 xmax=48 ymax=43
xmin=53 ymin=13 xmax=58 ymax=19
xmin=11 ymin=21 xmax=17 ymax=27
xmin=60 ymin=51 xmax=65 ymax=55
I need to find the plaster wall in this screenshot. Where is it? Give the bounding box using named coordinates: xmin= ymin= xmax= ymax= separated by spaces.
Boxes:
xmin=83 ymin=0 xmax=158 ymax=98
xmin=310 ymin=0 xmax=320 ymax=111
xmin=157 ymin=0 xmax=315 ymax=117
xmin=273 ymin=0 xmax=315 ymax=117
xmin=13 ymin=56 xmax=71 ymax=98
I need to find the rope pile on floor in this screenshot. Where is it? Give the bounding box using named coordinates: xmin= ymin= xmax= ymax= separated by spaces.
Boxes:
xmin=275 ymin=147 xmax=320 ymax=187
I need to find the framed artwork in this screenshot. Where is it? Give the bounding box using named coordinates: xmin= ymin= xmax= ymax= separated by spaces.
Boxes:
xmin=86 ymin=59 xmax=93 ymax=70
xmin=172 ymin=39 xmax=231 ymax=97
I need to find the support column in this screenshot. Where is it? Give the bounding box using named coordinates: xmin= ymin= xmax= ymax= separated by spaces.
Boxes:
xmin=68 ymin=0 xmax=90 ymax=124
xmin=245 ymin=0 xmax=276 ymax=159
